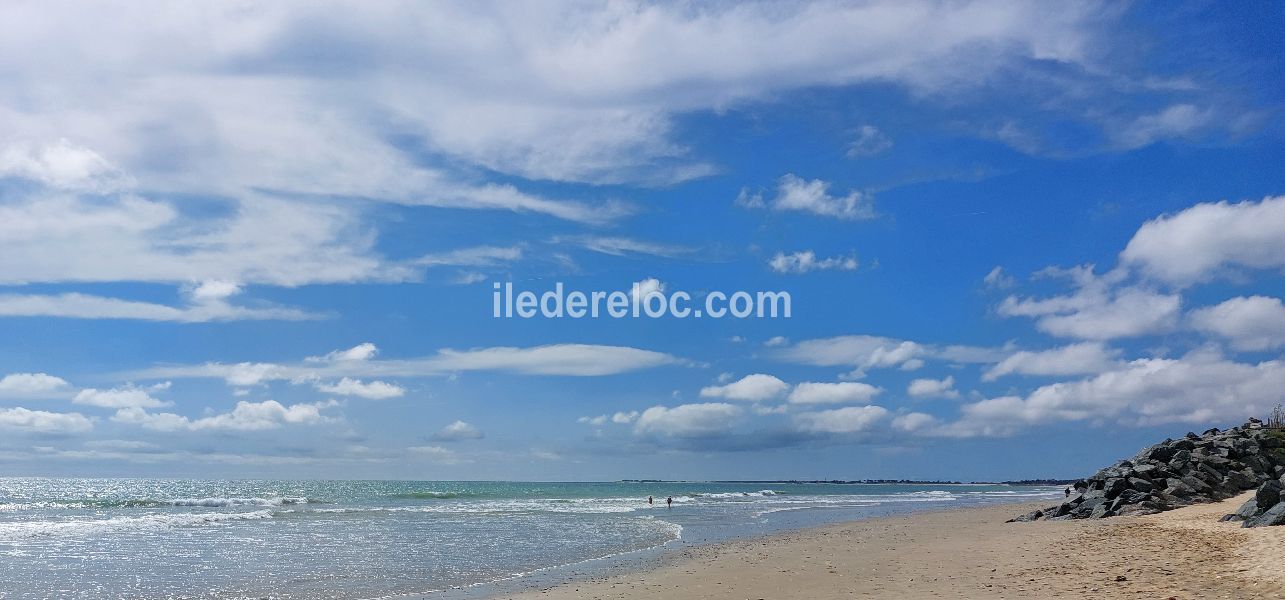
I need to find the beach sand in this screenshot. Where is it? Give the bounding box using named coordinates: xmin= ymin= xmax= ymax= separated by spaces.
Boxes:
xmin=497 ymin=492 xmax=1285 ymax=599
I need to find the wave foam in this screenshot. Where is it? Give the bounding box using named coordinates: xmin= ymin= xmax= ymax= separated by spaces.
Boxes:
xmin=0 ymin=510 xmax=275 ymax=541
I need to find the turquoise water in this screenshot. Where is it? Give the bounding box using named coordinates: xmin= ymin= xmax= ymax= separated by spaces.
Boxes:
xmin=0 ymin=478 xmax=1060 ymax=599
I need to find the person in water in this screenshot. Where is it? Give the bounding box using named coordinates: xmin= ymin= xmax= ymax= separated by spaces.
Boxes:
xmin=666 ymin=496 xmax=673 ymax=508
xmin=647 ymin=495 xmax=653 ymax=506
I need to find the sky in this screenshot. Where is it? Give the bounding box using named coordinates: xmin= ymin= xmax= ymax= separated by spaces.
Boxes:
xmin=0 ymin=1 xmax=1283 ymax=482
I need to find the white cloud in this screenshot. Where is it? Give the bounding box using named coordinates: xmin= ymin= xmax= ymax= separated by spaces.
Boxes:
xmin=768 ymin=251 xmax=858 ymax=274
xmin=1121 ymin=196 xmax=1285 ymax=286
xmin=572 ymin=237 xmax=692 ymax=258
xmin=891 ymin=412 xmax=938 ymax=433
xmin=577 ymin=415 xmax=608 ymax=426
xmin=983 ymin=266 xmax=1015 ymax=289
xmin=73 ymin=386 xmax=171 ymax=409
xmin=430 ymin=420 xmax=484 ymax=442
xmin=699 ymin=374 xmax=789 ymax=402
xmin=1190 ymin=296 xmax=1285 ymax=351
xmin=611 ymin=411 xmax=640 ymax=424
xmin=306 ymin=343 xmax=379 ymax=363
xmin=846 ymin=125 xmax=893 ymax=158
xmin=415 ymin=246 xmax=523 ymax=267
xmin=427 ymin=344 xmax=682 ymax=376
xmin=754 ymin=174 xmax=875 ymax=220
xmin=906 ymin=376 xmax=960 ymax=399
xmin=635 ymin=403 xmax=742 ymax=438
xmin=937 ymin=350 xmax=1285 ymax=437
xmin=0 ymin=372 xmax=70 ymax=396
xmin=0 ymin=139 xmax=130 ymax=193
xmin=763 ymin=336 xmax=789 ymax=347
xmin=793 ymin=405 xmax=888 ymax=434
xmin=0 ymin=406 xmax=93 ymax=434
xmin=997 ymin=266 xmax=1180 ymax=339
xmin=0 ymin=291 xmax=319 ymax=322
xmin=983 ymin=342 xmax=1120 ymax=381
xmin=787 ymin=382 xmax=882 ymax=405
xmin=630 ymin=278 xmax=666 ymax=306
xmin=112 ymin=400 xmax=338 ymax=432
xmin=0 ymin=192 xmax=409 ymax=288
xmin=776 ymin=335 xmax=1004 ymax=375
xmin=137 ymin=343 xmax=685 ymax=384
xmin=1114 ymin=104 xmax=1210 ymax=149
xmin=186 ymin=280 xmax=241 ymax=302
xmin=314 ymin=377 xmax=405 ymax=400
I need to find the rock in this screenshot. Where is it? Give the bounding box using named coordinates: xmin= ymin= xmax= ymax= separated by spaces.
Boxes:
xmin=1244 ymin=502 xmax=1285 ymax=528
xmin=1104 ymin=478 xmax=1128 ymax=499
xmin=1013 ymin=420 xmax=1285 ymax=522
xmin=1256 ymin=480 xmax=1282 ymax=508
xmin=1008 ymin=508 xmax=1045 ymax=523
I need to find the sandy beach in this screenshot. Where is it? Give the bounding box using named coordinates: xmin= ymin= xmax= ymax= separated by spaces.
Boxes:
xmin=498 ymin=493 xmax=1285 ymax=600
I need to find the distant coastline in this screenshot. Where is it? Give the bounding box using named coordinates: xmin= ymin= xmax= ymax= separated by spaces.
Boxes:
xmin=619 ymin=478 xmax=1078 ymax=486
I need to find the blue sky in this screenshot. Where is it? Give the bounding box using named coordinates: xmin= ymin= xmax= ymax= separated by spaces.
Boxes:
xmin=1 ymin=1 xmax=1283 ymax=481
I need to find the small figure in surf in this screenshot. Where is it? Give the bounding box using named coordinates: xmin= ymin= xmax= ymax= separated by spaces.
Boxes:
xmin=666 ymin=496 xmax=673 ymax=508
xmin=648 ymin=495 xmax=653 ymax=506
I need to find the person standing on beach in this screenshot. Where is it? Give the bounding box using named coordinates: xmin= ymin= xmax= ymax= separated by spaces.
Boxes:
xmin=666 ymin=496 xmax=672 ymax=508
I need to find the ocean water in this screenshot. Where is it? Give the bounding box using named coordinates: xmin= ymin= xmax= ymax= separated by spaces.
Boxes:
xmin=0 ymin=478 xmax=1061 ymax=599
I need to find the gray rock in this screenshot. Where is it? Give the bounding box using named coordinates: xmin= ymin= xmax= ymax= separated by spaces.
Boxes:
xmin=1257 ymin=480 xmax=1282 ymax=508
xmin=1244 ymin=502 xmax=1285 ymax=528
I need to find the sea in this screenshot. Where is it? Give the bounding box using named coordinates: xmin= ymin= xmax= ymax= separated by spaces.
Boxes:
xmin=0 ymin=478 xmax=1062 ymax=600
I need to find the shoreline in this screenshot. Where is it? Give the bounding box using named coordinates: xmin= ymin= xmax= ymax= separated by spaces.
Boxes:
xmin=486 ymin=492 xmax=1285 ymax=599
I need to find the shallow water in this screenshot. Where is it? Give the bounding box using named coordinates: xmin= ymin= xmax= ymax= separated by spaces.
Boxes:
xmin=0 ymin=478 xmax=1061 ymax=599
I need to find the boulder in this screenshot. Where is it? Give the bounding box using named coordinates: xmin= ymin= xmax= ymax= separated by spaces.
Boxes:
xmin=1244 ymin=502 xmax=1285 ymax=528
xmin=1012 ymin=421 xmax=1285 ymax=522
xmin=1256 ymin=480 xmax=1282 ymax=508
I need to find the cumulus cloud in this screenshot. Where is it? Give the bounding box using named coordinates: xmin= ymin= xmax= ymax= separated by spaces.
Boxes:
xmin=776 ymin=335 xmax=1005 ymax=376
xmin=792 ymin=405 xmax=888 ymax=434
xmin=937 ymin=350 xmax=1285 ymax=437
xmin=112 ymin=400 xmax=338 ymax=432
xmin=1189 ymin=296 xmax=1285 ymax=351
xmin=0 ymin=139 xmax=130 ymax=193
xmin=906 ymin=376 xmax=960 ymax=399
xmin=746 ymin=174 xmax=875 ymax=220
xmin=1121 ymin=196 xmax=1285 ymax=286
xmin=699 ymin=374 xmax=789 ymax=402
xmin=630 ymin=278 xmax=666 ymax=306
xmin=768 ymin=251 xmax=858 ymax=274
xmin=314 ymin=377 xmax=405 ymax=400
xmin=787 ymin=382 xmax=882 ymax=405
xmin=0 ymin=407 xmax=94 ymax=434
xmin=891 ymin=412 xmax=939 ymax=433
xmin=634 ymin=403 xmax=742 ymax=438
xmin=0 ymin=372 xmax=71 ymax=396
xmin=997 ymin=266 xmax=1180 ymax=339
xmin=73 ymin=386 xmax=171 ymax=409
xmin=430 ymin=420 xmax=484 ymax=442
xmin=983 ymin=342 xmax=1120 ymax=381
